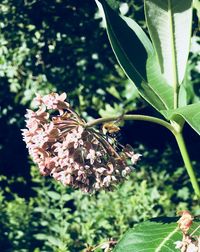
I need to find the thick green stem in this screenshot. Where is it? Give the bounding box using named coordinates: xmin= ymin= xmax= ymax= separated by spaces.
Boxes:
xmin=175 ymin=132 xmax=200 ymax=198
xmin=85 ymin=114 xmax=175 ymax=133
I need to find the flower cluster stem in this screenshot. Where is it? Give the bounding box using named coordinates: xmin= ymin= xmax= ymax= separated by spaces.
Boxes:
xmin=85 ymin=114 xmax=175 ymax=134
xmin=174 ymin=132 xmax=200 ymax=198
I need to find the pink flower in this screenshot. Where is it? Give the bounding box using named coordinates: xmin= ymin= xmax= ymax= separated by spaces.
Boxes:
xmin=22 ymin=92 xmax=140 ymax=193
xmin=34 ymin=92 xmax=69 ymax=111
xmin=123 ymin=144 xmax=142 ymax=164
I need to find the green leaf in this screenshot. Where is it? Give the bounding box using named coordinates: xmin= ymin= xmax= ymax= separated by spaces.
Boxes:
xmin=61 ymin=194 xmax=73 ymax=202
xmin=99 ymin=103 xmax=123 ymax=118
xmin=106 ymin=86 xmax=122 ymax=100
xmin=113 ymin=218 xmax=200 ymax=252
xmin=144 ymin=0 xmax=193 ymax=87
xmin=47 ymin=235 xmax=64 ymax=247
xmin=146 ymin=52 xmax=173 ymax=109
xmin=46 ymin=191 xmax=61 ymax=200
xmin=34 ymin=233 xmax=48 ymax=240
xmin=96 ymin=0 xmax=173 ymax=111
xmin=178 ymin=84 xmax=187 ymax=108
xmin=161 ymin=102 xmax=200 ymax=135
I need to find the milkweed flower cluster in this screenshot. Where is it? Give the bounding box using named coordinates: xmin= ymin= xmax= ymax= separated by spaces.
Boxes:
xmin=22 ymin=92 xmax=140 ymax=193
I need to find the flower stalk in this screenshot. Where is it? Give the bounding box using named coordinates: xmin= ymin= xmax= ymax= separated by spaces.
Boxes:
xmin=85 ymin=114 xmax=175 ymax=134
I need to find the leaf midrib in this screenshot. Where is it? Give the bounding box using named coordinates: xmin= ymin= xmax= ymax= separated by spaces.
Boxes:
xmin=168 ymin=0 xmax=179 ymax=109
xmin=155 ymin=227 xmax=179 ymax=252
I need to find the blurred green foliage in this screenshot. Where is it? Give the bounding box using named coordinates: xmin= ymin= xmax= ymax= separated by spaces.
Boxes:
xmin=0 ymin=0 xmax=142 ymax=122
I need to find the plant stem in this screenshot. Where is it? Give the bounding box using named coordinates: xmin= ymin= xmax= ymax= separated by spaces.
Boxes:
xmin=175 ymin=132 xmax=200 ymax=198
xmin=85 ymin=114 xmax=175 ymax=134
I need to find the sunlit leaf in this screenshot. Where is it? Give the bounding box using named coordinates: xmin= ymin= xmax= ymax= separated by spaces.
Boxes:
xmin=46 ymin=191 xmax=61 ymax=200
xmin=96 ymin=0 xmax=173 ymax=111
xmin=145 ymin=0 xmax=193 ymax=87
xmin=113 ymin=218 xmax=200 ymax=252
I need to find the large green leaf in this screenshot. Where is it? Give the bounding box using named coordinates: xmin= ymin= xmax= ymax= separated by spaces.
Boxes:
xmin=144 ymin=0 xmax=193 ymax=87
xmin=113 ymin=218 xmax=200 ymax=252
xmin=95 ymin=0 xmax=173 ymax=111
xmin=146 ymin=52 xmax=173 ymax=109
xmin=161 ymin=102 xmax=200 ymax=135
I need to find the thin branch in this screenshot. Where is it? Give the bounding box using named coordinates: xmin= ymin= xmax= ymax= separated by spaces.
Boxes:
xmin=85 ymin=114 xmax=175 ymax=135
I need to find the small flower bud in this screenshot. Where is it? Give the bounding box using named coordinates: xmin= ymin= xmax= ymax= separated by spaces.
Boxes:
xmin=177 ymin=210 xmax=193 ymax=234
